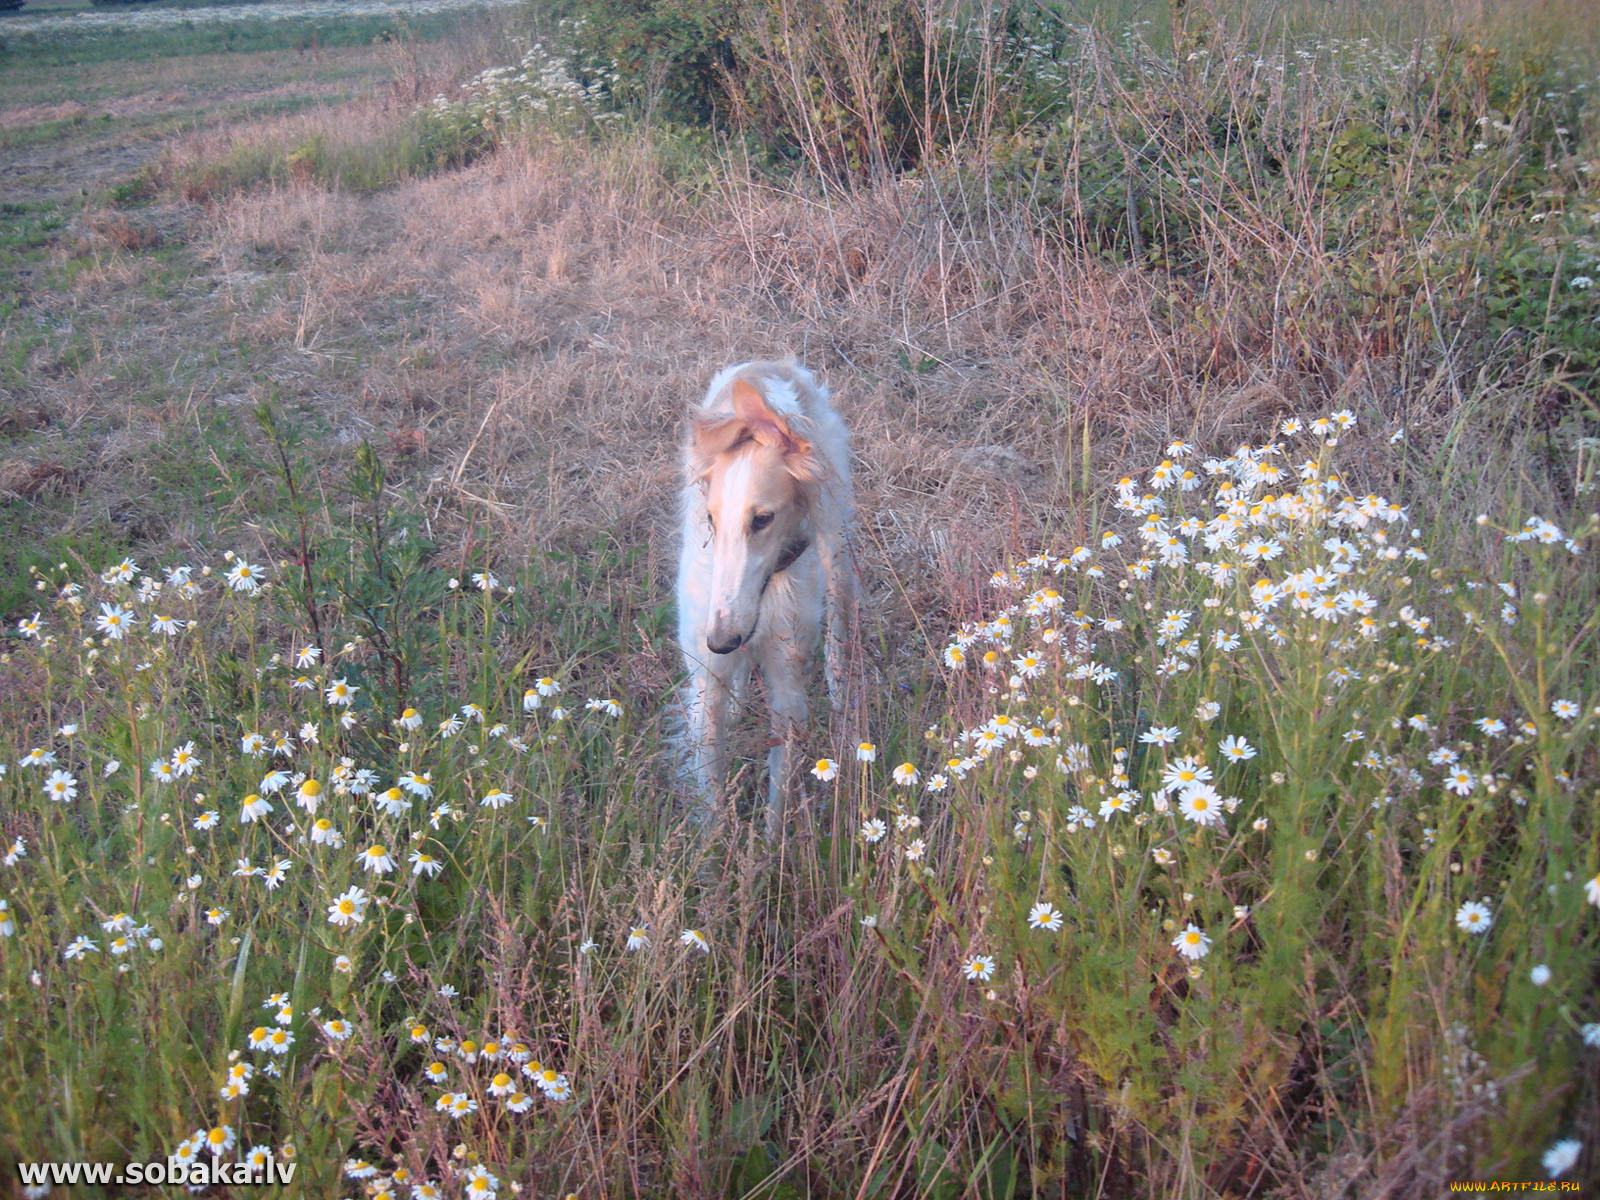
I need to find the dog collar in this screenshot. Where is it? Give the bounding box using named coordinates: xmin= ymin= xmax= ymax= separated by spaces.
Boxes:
xmin=773 ymin=537 xmax=811 ymax=575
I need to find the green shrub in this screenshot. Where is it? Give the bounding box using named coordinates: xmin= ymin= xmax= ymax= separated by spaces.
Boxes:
xmin=554 ymin=0 xmax=740 ymax=126
xmin=549 ymin=0 xmax=1033 ymax=176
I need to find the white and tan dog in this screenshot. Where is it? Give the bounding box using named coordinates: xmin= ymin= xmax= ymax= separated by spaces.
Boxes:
xmin=677 ymin=361 xmax=854 ymax=836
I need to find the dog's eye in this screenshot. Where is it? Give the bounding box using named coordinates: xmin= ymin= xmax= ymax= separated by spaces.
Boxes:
xmin=750 ymin=511 xmax=774 ymax=532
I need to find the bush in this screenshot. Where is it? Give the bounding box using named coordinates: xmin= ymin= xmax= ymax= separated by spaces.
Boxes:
xmin=554 ymin=0 xmax=740 ymax=126
xmin=551 ymin=0 xmax=1032 ymax=176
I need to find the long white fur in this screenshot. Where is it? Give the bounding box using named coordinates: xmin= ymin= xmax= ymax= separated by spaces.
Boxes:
xmin=677 ymin=360 xmax=854 ymax=836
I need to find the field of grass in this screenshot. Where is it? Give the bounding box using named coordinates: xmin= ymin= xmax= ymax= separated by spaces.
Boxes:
xmin=1 ymin=0 xmax=1597 ymax=1196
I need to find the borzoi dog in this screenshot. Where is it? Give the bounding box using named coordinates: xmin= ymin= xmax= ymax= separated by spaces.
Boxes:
xmin=677 ymin=361 xmax=854 ymax=836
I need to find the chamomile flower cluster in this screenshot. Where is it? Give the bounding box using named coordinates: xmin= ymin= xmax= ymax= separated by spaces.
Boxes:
xmin=310 ymin=1018 xmax=579 ymax=1192
xmin=420 ymin=1023 xmax=575 ymax=1117
xmin=419 ymin=28 xmax=619 ymax=148
xmin=0 ymin=551 xmax=656 ymax=1187
xmin=829 ymin=421 xmax=1595 ymax=1019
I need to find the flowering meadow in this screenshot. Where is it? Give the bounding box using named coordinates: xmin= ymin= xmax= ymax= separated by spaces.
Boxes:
xmin=0 ymin=408 xmax=1595 ymax=1196
xmin=4 ymin=0 xmax=1600 ymax=1192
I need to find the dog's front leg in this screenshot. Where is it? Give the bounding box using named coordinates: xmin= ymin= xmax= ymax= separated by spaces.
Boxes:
xmin=759 ymin=639 xmax=810 ymax=839
xmin=685 ymin=663 xmax=734 ymax=830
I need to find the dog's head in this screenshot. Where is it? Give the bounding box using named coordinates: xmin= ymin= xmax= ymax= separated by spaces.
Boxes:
xmin=690 ymin=378 xmax=820 ymax=654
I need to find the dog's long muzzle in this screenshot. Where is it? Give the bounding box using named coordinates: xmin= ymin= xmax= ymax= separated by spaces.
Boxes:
xmin=706 ymin=538 xmax=810 ymax=655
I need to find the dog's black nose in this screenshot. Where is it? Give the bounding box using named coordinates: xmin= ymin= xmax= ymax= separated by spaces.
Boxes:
xmin=707 ymin=634 xmax=743 ymax=654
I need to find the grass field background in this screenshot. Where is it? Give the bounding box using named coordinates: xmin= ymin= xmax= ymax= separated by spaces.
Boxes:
xmin=1 ymin=0 xmax=1597 ymax=1194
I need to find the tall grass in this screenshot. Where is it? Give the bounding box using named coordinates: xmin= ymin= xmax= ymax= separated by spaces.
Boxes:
xmin=1 ymin=399 xmax=1595 ymax=1195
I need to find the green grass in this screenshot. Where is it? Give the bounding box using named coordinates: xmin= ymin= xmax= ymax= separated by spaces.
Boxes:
xmin=0 ymin=199 xmax=65 ymax=267
xmin=0 ymin=90 xmax=364 ymax=155
xmin=0 ymin=402 xmax=270 ymax=617
xmin=168 ymin=111 xmax=501 ymax=198
xmin=0 ymin=414 xmax=1594 ymax=1195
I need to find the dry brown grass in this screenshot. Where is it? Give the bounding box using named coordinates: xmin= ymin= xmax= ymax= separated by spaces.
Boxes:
xmin=20 ymin=2 xmax=1579 ymax=665
xmin=174 ymin=125 xmax=1394 ymax=652
xmin=0 ymin=457 xmax=75 ymax=501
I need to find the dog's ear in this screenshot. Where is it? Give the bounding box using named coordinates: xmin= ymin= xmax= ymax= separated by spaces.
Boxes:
xmin=782 ymin=435 xmax=822 ymax=483
xmin=731 ymin=379 xmax=820 ymax=480
xmin=688 ymin=408 xmax=748 ymax=480
xmin=731 ymin=380 xmax=795 ymax=450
